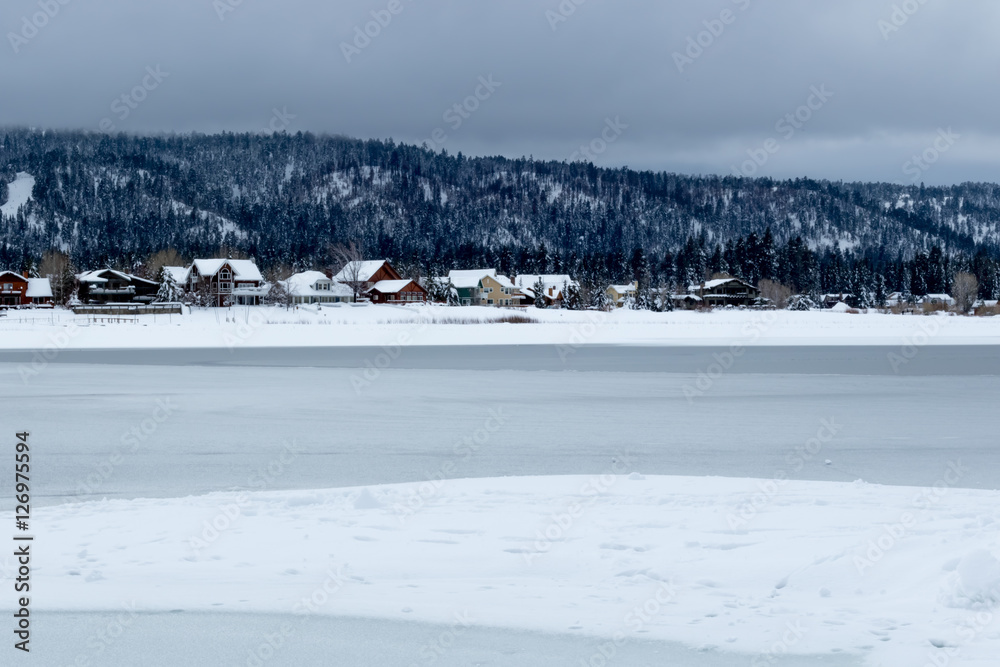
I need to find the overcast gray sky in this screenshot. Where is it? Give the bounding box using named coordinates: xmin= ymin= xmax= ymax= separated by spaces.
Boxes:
xmin=1 ymin=0 xmax=997 ymax=185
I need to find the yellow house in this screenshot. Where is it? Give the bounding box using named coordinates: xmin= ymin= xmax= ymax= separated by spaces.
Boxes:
xmin=606 ymin=281 xmax=637 ymax=308
xmin=479 ymin=273 xmax=515 ymax=306
xmin=448 ymin=269 xmax=515 ymax=306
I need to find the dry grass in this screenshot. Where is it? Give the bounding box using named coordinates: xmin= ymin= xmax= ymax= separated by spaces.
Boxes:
xmin=429 ymin=314 xmax=538 ymax=325
xmin=922 ymin=301 xmax=949 ymax=314
xmin=974 ymin=304 xmax=1000 ymax=317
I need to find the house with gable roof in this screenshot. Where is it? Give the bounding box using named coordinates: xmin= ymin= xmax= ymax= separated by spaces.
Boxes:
xmin=283 ymin=271 xmax=354 ymax=305
xmin=77 ymin=269 xmax=160 ymax=305
xmin=448 ymin=269 xmax=515 ymax=307
xmin=187 ymin=258 xmax=267 ymax=306
xmin=0 ymin=271 xmax=53 ymax=308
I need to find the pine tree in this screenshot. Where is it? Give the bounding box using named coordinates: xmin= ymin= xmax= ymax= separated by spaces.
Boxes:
xmin=532 ymin=278 xmax=547 ymax=309
xmin=155 ymin=266 xmax=182 ymax=302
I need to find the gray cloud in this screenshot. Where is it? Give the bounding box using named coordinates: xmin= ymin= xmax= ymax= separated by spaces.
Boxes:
xmin=1 ymin=0 xmax=997 ymax=184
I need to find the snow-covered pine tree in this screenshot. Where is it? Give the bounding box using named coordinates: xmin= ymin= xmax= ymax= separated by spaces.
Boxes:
xmin=532 ymin=278 xmax=547 ymax=309
xmin=155 ymin=266 xmax=182 ymax=303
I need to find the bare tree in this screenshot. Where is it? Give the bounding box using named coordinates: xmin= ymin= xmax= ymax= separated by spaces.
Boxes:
xmin=951 ymin=272 xmax=979 ymax=314
xmin=758 ymin=279 xmax=793 ymax=309
xmin=39 ymin=249 xmax=76 ymax=306
xmin=143 ymin=248 xmax=185 ymax=280
xmin=328 ymin=242 xmax=366 ymax=303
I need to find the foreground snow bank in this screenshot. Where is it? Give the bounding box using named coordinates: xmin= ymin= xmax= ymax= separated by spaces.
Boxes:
xmin=0 ymin=304 xmax=996 ymax=349
xmin=15 ymin=474 xmax=1000 ymax=666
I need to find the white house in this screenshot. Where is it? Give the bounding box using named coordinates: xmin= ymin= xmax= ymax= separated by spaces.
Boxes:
xmin=283 ymin=271 xmax=353 ymax=305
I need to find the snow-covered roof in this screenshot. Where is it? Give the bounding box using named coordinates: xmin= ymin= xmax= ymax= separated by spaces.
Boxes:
xmin=163 ymin=266 xmax=190 ymax=284
xmin=608 ymin=283 xmax=636 ymax=294
xmin=284 ymin=271 xmax=353 ymax=297
xmin=0 ymin=270 xmax=27 ymax=283
xmin=77 ymin=269 xmax=157 ymax=286
xmin=492 ymin=274 xmax=515 ymax=289
xmin=921 ymin=293 xmax=955 ymax=302
xmin=449 ymin=269 xmax=496 ymax=289
xmin=26 ymin=278 xmax=52 ymax=298
xmin=367 ymin=279 xmax=416 ymax=294
xmin=334 ymin=260 xmax=390 ymax=283
xmin=192 ymin=259 xmax=263 ymax=282
xmin=515 ymin=274 xmax=577 ymax=288
xmin=688 ymin=278 xmax=756 ymax=292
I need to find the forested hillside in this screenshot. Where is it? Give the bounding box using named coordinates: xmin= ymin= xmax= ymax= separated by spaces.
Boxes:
xmin=2 ymin=128 xmax=999 ymax=299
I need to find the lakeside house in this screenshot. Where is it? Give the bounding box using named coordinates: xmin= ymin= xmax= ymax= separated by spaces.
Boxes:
xmin=448 ymin=269 xmax=516 ymax=307
xmin=514 ymin=274 xmax=578 ymax=308
xmin=0 ymin=271 xmax=53 ymax=308
xmin=77 ymin=269 xmax=160 ymax=305
xmin=606 ymin=281 xmax=638 ymax=308
xmin=283 ymin=271 xmax=353 ymax=305
xmin=187 ymin=259 xmax=267 ymax=306
xmin=333 ymin=259 xmax=428 ymax=304
xmin=366 ymin=279 xmax=428 ymax=304
xmin=688 ymin=278 xmax=761 ymax=308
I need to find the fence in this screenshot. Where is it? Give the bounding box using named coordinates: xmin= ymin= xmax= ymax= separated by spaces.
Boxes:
xmin=72 ymin=303 xmax=184 ymax=316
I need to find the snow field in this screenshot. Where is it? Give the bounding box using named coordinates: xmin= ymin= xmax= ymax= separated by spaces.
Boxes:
xmin=0 ymin=304 xmax=997 ymax=350
xmin=11 ymin=474 xmax=1000 ymax=666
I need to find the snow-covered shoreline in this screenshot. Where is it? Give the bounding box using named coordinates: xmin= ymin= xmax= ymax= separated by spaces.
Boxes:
xmin=0 ymin=304 xmax=996 ymax=350
xmin=14 ymin=474 xmax=1000 ymax=666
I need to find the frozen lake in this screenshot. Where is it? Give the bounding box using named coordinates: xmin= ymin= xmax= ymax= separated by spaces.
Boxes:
xmin=1 ymin=345 xmax=997 ymax=510
xmin=30 ymin=612 xmax=863 ymax=667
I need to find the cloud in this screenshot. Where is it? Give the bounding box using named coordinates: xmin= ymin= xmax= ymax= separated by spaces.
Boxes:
xmin=1 ymin=0 xmax=997 ymax=184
